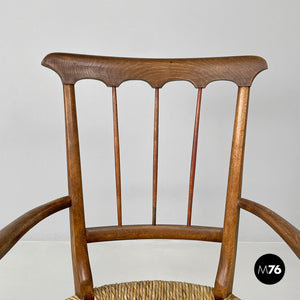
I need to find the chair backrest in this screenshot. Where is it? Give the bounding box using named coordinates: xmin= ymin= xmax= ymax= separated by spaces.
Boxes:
xmin=42 ymin=53 xmax=267 ymax=300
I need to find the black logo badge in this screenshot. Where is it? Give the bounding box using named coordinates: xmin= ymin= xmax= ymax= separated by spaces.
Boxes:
xmin=254 ymin=253 xmax=285 ymax=284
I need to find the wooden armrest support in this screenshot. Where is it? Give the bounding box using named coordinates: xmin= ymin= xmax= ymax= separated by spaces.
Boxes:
xmin=0 ymin=196 xmax=71 ymax=259
xmin=239 ymin=198 xmax=300 ymax=258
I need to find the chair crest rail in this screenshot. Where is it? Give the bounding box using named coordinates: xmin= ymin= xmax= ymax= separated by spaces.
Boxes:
xmin=42 ymin=53 xmax=267 ymax=88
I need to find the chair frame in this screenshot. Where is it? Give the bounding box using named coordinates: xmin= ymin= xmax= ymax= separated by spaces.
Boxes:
xmin=0 ymin=53 xmax=299 ymax=300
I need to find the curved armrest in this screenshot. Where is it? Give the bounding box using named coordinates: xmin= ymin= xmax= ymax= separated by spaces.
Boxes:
xmin=239 ymin=198 xmax=300 ymax=258
xmin=0 ymin=196 xmax=71 ymax=259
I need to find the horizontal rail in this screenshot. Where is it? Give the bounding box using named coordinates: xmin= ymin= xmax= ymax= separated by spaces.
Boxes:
xmin=86 ymin=225 xmax=223 ymax=243
xmin=42 ymin=53 xmax=267 ymax=88
xmin=239 ymin=198 xmax=300 ymax=258
xmin=0 ymin=196 xmax=71 ymax=259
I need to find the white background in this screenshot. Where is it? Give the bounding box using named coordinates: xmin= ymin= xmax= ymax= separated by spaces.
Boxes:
xmin=0 ymin=0 xmax=299 ymax=243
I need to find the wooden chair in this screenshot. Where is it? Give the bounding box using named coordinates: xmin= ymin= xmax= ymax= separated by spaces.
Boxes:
xmin=0 ymin=53 xmax=299 ymax=300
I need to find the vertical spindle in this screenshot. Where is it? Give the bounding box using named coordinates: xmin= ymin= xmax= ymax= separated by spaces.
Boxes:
xmin=112 ymin=87 xmax=122 ymax=226
xmin=187 ymin=88 xmax=202 ymax=226
xmin=152 ymin=88 xmax=159 ymax=225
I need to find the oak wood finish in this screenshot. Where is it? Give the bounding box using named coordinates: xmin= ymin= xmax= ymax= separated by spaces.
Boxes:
xmin=63 ymin=84 xmax=94 ymax=300
xmin=239 ymin=198 xmax=300 ymax=258
xmin=42 ymin=53 xmax=267 ymax=88
xmin=112 ymin=87 xmax=122 ymax=226
xmin=0 ymin=196 xmax=71 ymax=259
xmin=152 ymin=88 xmax=159 ymax=225
xmin=86 ymin=225 xmax=223 ymax=243
xmin=214 ymin=87 xmax=250 ymax=299
xmin=187 ymin=88 xmax=202 ymax=226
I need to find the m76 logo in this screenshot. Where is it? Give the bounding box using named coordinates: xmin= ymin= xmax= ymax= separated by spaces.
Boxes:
xmin=254 ymin=254 xmax=285 ymax=284
xmin=257 ymin=264 xmax=282 ymax=274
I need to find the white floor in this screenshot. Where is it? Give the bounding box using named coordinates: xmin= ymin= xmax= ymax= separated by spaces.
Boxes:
xmin=0 ymin=241 xmax=299 ymax=300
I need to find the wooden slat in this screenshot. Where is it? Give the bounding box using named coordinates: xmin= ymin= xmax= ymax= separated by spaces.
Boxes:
xmin=112 ymin=87 xmax=122 ymax=226
xmin=86 ymin=224 xmax=222 ymax=243
xmin=214 ymin=87 xmax=250 ymax=299
xmin=63 ymin=84 xmax=94 ymax=299
xmin=239 ymin=198 xmax=300 ymax=258
xmin=187 ymin=88 xmax=202 ymax=226
xmin=152 ymin=88 xmax=159 ymax=225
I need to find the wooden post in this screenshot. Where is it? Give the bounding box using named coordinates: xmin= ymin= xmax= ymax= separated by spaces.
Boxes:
xmin=63 ymin=84 xmax=94 ymax=300
xmin=214 ymin=87 xmax=250 ymax=299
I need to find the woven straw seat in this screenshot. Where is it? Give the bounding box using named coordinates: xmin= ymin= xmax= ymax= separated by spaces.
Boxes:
xmin=66 ymin=280 xmax=239 ymax=300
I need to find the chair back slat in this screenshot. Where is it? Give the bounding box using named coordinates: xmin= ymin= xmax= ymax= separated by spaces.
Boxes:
xmin=112 ymin=87 xmax=122 ymax=226
xmin=187 ymin=88 xmax=202 ymax=226
xmin=152 ymin=88 xmax=159 ymax=225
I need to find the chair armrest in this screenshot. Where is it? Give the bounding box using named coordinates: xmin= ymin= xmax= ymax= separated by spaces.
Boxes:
xmin=239 ymin=198 xmax=300 ymax=258
xmin=0 ymin=196 xmax=71 ymax=259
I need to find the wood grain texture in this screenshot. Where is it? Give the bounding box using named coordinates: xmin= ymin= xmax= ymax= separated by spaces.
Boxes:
xmin=0 ymin=196 xmax=71 ymax=260
xmin=152 ymin=88 xmax=159 ymax=225
xmin=63 ymin=84 xmax=94 ymax=300
xmin=112 ymin=87 xmax=122 ymax=226
xmin=214 ymin=87 xmax=250 ymax=299
xmin=86 ymin=225 xmax=222 ymax=243
xmin=239 ymin=198 xmax=300 ymax=259
xmin=42 ymin=53 xmax=267 ymax=88
xmin=187 ymin=89 xmax=202 ymax=226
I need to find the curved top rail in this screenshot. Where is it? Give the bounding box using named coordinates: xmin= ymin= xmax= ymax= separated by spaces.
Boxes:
xmin=42 ymin=53 xmax=267 ymax=88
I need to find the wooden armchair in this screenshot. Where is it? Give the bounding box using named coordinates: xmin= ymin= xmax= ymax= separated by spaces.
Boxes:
xmin=0 ymin=53 xmax=299 ymax=300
